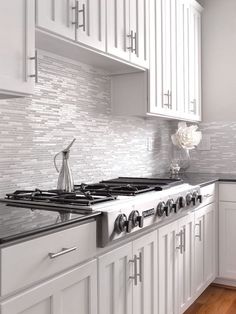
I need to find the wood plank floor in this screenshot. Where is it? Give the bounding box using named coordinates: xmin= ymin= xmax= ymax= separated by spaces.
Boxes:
xmin=184 ymin=285 xmax=236 ymax=314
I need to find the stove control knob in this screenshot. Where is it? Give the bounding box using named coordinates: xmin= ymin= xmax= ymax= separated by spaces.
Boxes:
xmin=175 ymin=196 xmax=186 ymax=212
xmin=157 ymin=202 xmax=166 ymax=217
xmin=129 ymin=211 xmax=144 ymax=228
xmin=115 ymin=214 xmax=132 ymax=234
xmin=192 ymin=191 xmax=203 ymax=204
xmin=186 ymin=193 xmax=193 ymax=206
xmin=165 ymin=199 xmax=175 ymax=216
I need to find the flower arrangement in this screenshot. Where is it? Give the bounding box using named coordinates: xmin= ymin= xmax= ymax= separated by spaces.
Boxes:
xmin=170 ymin=122 xmax=202 ymax=173
xmin=171 ymin=122 xmax=202 ymax=151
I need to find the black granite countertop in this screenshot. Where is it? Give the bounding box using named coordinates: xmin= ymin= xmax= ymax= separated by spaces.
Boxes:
xmin=168 ymin=172 xmax=236 ymax=187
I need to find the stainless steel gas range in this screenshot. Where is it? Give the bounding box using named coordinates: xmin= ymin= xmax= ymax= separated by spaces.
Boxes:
xmin=0 ymin=177 xmax=202 ymax=247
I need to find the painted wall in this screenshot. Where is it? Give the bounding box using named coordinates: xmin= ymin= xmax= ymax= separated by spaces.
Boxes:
xmin=202 ymin=0 xmax=236 ymax=121
xmin=0 ymin=51 xmax=173 ymax=196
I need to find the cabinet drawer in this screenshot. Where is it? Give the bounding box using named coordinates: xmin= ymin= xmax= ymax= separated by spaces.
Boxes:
xmin=200 ymin=183 xmax=216 ymax=207
xmin=219 ymin=183 xmax=236 ymax=202
xmin=0 ymin=221 xmax=96 ymax=296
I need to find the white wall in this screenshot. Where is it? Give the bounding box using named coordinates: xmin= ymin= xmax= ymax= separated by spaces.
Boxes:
xmin=202 ymin=0 xmax=236 ymax=121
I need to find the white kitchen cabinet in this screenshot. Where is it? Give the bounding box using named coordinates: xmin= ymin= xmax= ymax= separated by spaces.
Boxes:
xmin=219 ymin=201 xmax=236 ymax=280
xmin=158 ymin=213 xmax=195 ymax=314
xmin=107 ymin=0 xmax=150 ymax=68
xmin=0 ymin=0 xmax=35 ymax=98
xmin=0 ymin=259 xmax=97 ymax=314
xmin=98 ymin=231 xmax=157 ymax=314
xmin=111 ymin=0 xmax=202 ymax=121
xmin=194 ymin=203 xmax=216 ymax=296
xmin=36 ymin=0 xmax=106 ymax=51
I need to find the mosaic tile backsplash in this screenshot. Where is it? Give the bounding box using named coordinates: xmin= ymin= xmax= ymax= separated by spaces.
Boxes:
xmin=186 ymin=122 xmax=236 ymax=174
xmin=0 ymin=51 xmax=173 ymax=196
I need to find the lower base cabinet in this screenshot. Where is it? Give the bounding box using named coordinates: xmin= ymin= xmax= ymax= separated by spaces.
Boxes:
xmin=158 ymin=202 xmax=216 ymax=314
xmin=0 ymin=259 xmax=97 ymax=314
xmin=158 ymin=213 xmax=195 ymax=314
xmin=98 ymin=231 xmax=157 ymax=314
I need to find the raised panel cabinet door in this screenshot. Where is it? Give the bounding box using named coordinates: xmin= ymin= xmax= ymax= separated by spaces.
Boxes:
xmin=158 ymin=220 xmax=179 ymax=314
xmin=0 ymin=260 xmax=97 ymax=314
xmin=36 ymin=0 xmax=75 ymax=40
xmin=129 ymin=0 xmax=150 ymax=68
xmin=219 ymin=202 xmax=236 ymax=279
xmin=187 ymin=3 xmax=202 ymax=121
xmin=98 ymin=243 xmax=133 ymax=314
xmin=132 ymin=231 xmax=157 ymax=314
xmin=0 ymin=0 xmax=35 ymax=96
xmin=107 ymin=0 xmax=130 ymax=61
xmin=75 ymin=0 xmax=106 ymax=51
xmin=177 ymin=213 xmax=195 ymax=314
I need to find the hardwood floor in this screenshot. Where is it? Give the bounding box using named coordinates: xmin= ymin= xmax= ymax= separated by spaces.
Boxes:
xmin=184 ymin=285 xmax=236 ymax=314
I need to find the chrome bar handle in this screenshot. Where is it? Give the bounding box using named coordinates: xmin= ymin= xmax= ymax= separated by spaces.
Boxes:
xmin=48 ymin=247 xmax=77 ymax=259
xmin=176 ymin=230 xmax=183 ymax=254
xmin=79 ymin=3 xmax=86 ymax=31
xmin=195 ymin=220 xmax=202 ymax=241
xmin=169 ymin=91 xmax=172 ymax=109
xmin=129 ymin=254 xmax=138 ymax=285
xmin=136 ymin=252 xmax=142 ymax=283
xmin=182 ymin=228 xmax=186 ymax=252
xmin=133 ymin=32 xmax=137 ymax=54
xmin=189 ymin=99 xmax=196 ymax=113
xmin=29 ymin=50 xmax=38 ymax=83
xmin=127 ymin=30 xmax=134 ymax=52
xmin=163 ymin=90 xmax=170 ymax=108
xmin=72 ymin=1 xmax=79 ymax=29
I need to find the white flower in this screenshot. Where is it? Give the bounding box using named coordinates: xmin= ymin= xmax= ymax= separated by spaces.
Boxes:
xmin=171 ymin=122 xmax=202 ymax=150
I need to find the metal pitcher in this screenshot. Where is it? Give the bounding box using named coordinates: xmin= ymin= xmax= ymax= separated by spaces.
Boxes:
xmin=54 ymin=139 xmax=76 ymax=192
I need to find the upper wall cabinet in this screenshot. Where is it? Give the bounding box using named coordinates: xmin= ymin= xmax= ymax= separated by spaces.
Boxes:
xmin=36 ymin=0 xmax=106 ymax=51
xmin=0 ymin=0 xmax=35 ymax=98
xmin=111 ymin=0 xmax=203 ymax=122
xmin=107 ymin=0 xmax=150 ymax=68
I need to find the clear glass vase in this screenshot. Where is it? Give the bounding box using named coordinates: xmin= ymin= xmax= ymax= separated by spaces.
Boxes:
xmin=171 ymin=147 xmax=191 ymax=172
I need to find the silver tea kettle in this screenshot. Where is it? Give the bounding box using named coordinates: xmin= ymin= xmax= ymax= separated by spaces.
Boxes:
xmin=54 ymin=138 xmax=76 ymax=192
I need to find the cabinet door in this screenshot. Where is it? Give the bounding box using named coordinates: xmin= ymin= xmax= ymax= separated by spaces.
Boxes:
xmin=219 ymin=202 xmax=236 ymax=279
xmin=36 ymin=0 xmax=75 ymax=40
xmin=75 ymin=0 xmax=106 ymax=51
xmin=194 ymin=203 xmax=216 ymax=296
xmin=177 ymin=213 xmax=195 ymax=313
xmin=129 ymin=0 xmax=150 ymax=68
xmin=107 ymin=0 xmax=130 ymax=61
xmin=133 ymin=231 xmax=157 ymax=314
xmin=187 ymin=4 xmax=202 ymax=121
xmin=1 ymin=259 xmax=97 ymax=314
xmin=0 ymin=0 xmax=35 ymax=96
xmin=158 ymin=220 xmax=179 ymax=314
xmin=98 ymin=243 xmax=133 ymax=314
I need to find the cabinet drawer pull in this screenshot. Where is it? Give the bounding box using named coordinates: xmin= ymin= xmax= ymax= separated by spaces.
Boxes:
xmin=127 ymin=30 xmax=134 ymax=52
xmin=195 ymin=221 xmax=202 ymax=241
xmin=48 ymin=247 xmax=77 ymax=259
xmin=163 ymin=90 xmax=171 ymax=108
xmin=136 ymin=252 xmax=142 ymax=283
xmin=129 ymin=252 xmax=142 ymax=286
xmin=203 ymin=193 xmax=213 ymax=198
xmin=133 ymin=32 xmax=137 ymax=54
xmin=29 ymin=50 xmax=38 ymax=83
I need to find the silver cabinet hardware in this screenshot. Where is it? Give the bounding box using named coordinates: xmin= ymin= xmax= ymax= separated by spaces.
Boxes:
xmin=182 ymin=228 xmax=186 ymax=252
xmin=127 ymin=31 xmax=134 ymax=52
xmin=163 ymin=90 xmax=172 ymax=108
xmin=176 ymin=230 xmax=184 ymax=254
xmin=48 ymin=247 xmax=77 ymax=259
xmin=127 ymin=31 xmax=137 ymax=54
xmin=136 ymin=252 xmax=142 ymax=283
xmin=29 ymin=50 xmax=38 ymax=83
xmin=189 ymin=99 xmax=196 ymax=114
xmin=72 ymin=1 xmax=86 ymax=31
xmin=133 ymin=32 xmax=137 ymax=54
xmin=129 ymin=252 xmax=142 ymax=285
xmin=195 ymin=221 xmax=202 ymax=241
xmin=203 ymin=194 xmax=213 ymax=198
